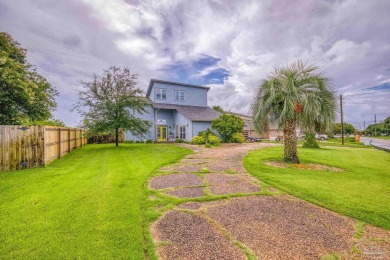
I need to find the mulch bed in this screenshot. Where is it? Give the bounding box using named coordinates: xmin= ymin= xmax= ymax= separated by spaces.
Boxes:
xmin=149 ymin=173 xmax=203 ymax=190
xmin=151 ymin=210 xmax=246 ymax=260
xmin=265 ymin=161 xmax=343 ymax=172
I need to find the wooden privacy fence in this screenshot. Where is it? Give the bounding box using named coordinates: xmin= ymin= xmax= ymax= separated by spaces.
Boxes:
xmin=0 ymin=125 xmax=87 ymax=172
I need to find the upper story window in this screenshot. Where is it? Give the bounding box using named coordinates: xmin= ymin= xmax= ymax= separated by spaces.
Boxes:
xmin=156 ymin=88 xmax=166 ymax=100
xmin=175 ymin=90 xmax=184 ymax=101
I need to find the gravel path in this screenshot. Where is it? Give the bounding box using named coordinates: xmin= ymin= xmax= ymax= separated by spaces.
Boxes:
xmin=148 ymin=143 xmax=390 ymax=259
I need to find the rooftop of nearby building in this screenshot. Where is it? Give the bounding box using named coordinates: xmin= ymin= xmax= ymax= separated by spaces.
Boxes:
xmin=151 ymin=102 xmax=221 ymax=122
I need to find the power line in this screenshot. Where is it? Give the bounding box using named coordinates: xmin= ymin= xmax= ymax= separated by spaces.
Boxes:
xmin=344 ymin=90 xmax=390 ymax=97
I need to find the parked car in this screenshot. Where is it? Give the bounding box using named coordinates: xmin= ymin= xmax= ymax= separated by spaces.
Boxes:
xmin=247 ymin=136 xmax=262 ymax=142
xmin=316 ymin=134 xmax=328 ymax=141
xmin=275 ymin=136 xmax=283 ymax=141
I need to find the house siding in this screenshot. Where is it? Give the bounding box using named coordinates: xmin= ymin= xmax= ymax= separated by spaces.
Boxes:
xmin=151 ymin=82 xmax=208 ymax=107
xmin=125 ymin=105 xmax=155 ymax=141
xmin=192 ymin=121 xmax=212 ymax=137
xmin=174 ymin=111 xmax=192 ymax=141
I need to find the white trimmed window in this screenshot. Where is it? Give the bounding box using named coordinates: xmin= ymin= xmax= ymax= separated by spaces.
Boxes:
xmin=176 ymin=125 xmax=186 ymax=139
xmin=175 ymin=90 xmax=184 ymax=101
xmin=156 ymin=88 xmax=166 ymax=99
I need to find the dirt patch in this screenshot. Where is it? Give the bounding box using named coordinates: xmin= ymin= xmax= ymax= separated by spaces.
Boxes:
xmin=149 ymin=173 xmax=203 ymax=190
xmin=265 ymin=161 xmax=343 ymax=172
xmin=205 ymin=196 xmax=355 ymax=259
xmin=166 ymin=187 xmax=205 ymax=198
xmin=151 ymin=210 xmax=246 ymax=260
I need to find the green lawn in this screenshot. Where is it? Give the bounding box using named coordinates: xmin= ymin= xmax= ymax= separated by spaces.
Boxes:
xmin=374 ymin=136 xmax=390 ymax=140
xmin=0 ymin=144 xmax=191 ymax=259
xmin=244 ymin=146 xmax=390 ymax=230
xmin=320 ymin=137 xmax=368 ymax=148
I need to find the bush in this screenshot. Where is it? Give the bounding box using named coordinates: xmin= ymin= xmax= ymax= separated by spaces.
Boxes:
xmin=175 ymin=138 xmax=185 ymax=143
xmin=145 ymin=139 xmax=153 ymax=143
xmin=124 ymin=140 xmax=134 ymax=143
xmin=135 ymin=140 xmax=141 ymax=143
xmin=211 ymin=114 xmax=244 ymax=142
xmin=303 ymin=133 xmax=320 ymax=148
xmin=208 ymin=135 xmax=221 ymax=145
xmin=232 ymin=133 xmax=245 ymax=143
xmin=191 ymin=136 xmax=206 ymax=145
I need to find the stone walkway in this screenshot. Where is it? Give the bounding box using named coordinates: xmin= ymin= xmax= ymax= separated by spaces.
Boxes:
xmin=148 ymin=143 xmax=390 ymax=260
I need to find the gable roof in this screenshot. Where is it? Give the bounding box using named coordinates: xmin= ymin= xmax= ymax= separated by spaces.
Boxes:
xmin=146 ymin=79 xmax=210 ymax=98
xmin=151 ymin=102 xmax=221 ymax=122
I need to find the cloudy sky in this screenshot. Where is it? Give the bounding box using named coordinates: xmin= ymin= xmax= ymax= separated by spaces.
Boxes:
xmin=1 ymin=0 xmax=390 ymax=128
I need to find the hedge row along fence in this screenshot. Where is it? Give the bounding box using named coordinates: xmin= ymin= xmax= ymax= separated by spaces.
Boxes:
xmin=0 ymin=125 xmax=87 ymax=172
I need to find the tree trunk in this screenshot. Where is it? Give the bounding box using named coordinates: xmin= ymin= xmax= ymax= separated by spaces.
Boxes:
xmin=283 ymin=120 xmax=300 ymax=163
xmin=115 ymin=128 xmax=119 ymax=147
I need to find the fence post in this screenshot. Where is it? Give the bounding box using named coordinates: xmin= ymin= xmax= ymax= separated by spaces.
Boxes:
xmin=42 ymin=126 xmax=46 ymax=166
xmin=68 ymin=128 xmax=71 ymax=152
xmin=58 ymin=128 xmax=61 ymax=159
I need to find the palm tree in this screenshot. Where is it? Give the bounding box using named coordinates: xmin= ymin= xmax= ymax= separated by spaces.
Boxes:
xmin=251 ymin=60 xmax=336 ymax=163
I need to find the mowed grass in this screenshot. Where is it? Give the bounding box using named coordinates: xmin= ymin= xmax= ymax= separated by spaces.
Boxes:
xmin=0 ymin=144 xmax=191 ymax=259
xmin=244 ymin=146 xmax=390 ymax=230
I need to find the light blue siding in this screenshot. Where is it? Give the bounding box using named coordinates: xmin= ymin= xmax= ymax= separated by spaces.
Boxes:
xmin=151 ymin=82 xmax=208 ymax=107
xmin=124 ymin=105 xmax=155 ymax=141
xmin=192 ymin=122 xmax=213 ymax=137
xmin=174 ymin=111 xmax=192 ymax=141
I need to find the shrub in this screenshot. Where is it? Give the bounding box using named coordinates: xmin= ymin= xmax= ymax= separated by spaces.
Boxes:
xmin=175 ymin=138 xmax=185 ymax=143
xmin=145 ymin=139 xmax=153 ymax=143
xmin=232 ymin=133 xmax=245 ymax=143
xmin=191 ymin=136 xmax=206 ymax=145
xmin=208 ymin=135 xmax=221 ymax=145
xmin=124 ymin=140 xmax=134 ymax=143
xmin=303 ymin=133 xmax=320 ymax=148
xmin=211 ymin=114 xmax=244 ymax=142
xmin=205 ymin=143 xmax=212 ymax=148
xmin=135 ymin=140 xmax=141 ymax=143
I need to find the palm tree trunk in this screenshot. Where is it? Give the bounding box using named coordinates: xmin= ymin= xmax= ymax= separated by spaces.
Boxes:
xmin=283 ymin=120 xmax=300 ymax=163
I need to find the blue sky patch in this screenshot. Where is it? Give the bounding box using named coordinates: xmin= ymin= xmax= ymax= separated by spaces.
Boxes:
xmin=366 ymin=82 xmax=390 ymax=91
xmin=161 ymin=54 xmax=230 ymax=85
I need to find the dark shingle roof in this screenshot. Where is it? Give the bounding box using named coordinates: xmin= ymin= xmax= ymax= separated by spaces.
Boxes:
xmin=151 ymin=102 xmax=221 ymax=122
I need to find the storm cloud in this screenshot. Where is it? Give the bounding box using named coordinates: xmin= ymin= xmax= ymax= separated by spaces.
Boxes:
xmin=1 ymin=0 xmax=389 ymax=128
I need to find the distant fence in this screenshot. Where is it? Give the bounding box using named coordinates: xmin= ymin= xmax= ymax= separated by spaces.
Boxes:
xmin=0 ymin=125 xmax=87 ymax=172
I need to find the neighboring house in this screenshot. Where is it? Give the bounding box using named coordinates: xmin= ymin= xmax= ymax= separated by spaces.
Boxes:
xmin=125 ymin=79 xmax=221 ymax=142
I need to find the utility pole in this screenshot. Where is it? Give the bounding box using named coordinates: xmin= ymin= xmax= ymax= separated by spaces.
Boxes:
xmin=340 ymin=95 xmax=344 ymax=145
xmin=374 ymin=114 xmax=377 ymax=136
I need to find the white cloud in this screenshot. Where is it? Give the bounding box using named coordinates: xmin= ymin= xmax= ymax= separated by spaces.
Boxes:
xmin=1 ymin=0 xmax=390 ymax=127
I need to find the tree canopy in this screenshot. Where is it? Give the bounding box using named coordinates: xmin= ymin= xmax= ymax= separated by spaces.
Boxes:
xmin=252 ymin=60 xmax=336 ymax=163
xmin=332 ymin=122 xmax=355 ymax=135
xmin=212 ymin=105 xmax=225 ymax=114
xmin=211 ymin=114 xmax=244 ymax=142
xmin=0 ymin=32 xmax=57 ymax=125
xmin=75 ymin=66 xmax=151 ymax=146
xmin=365 ymin=116 xmax=390 ymax=136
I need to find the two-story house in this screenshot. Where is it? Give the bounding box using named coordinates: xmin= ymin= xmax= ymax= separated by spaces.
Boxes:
xmin=125 ymin=79 xmax=221 ymax=142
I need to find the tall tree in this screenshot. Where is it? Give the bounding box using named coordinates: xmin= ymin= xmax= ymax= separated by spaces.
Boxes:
xmin=251 ymin=60 xmax=336 ymax=163
xmin=75 ymin=66 xmax=151 ymax=146
xmin=0 ymin=32 xmax=57 ymax=124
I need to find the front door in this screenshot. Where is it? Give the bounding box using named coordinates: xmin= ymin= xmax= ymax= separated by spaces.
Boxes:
xmin=157 ymin=126 xmax=168 ymax=142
